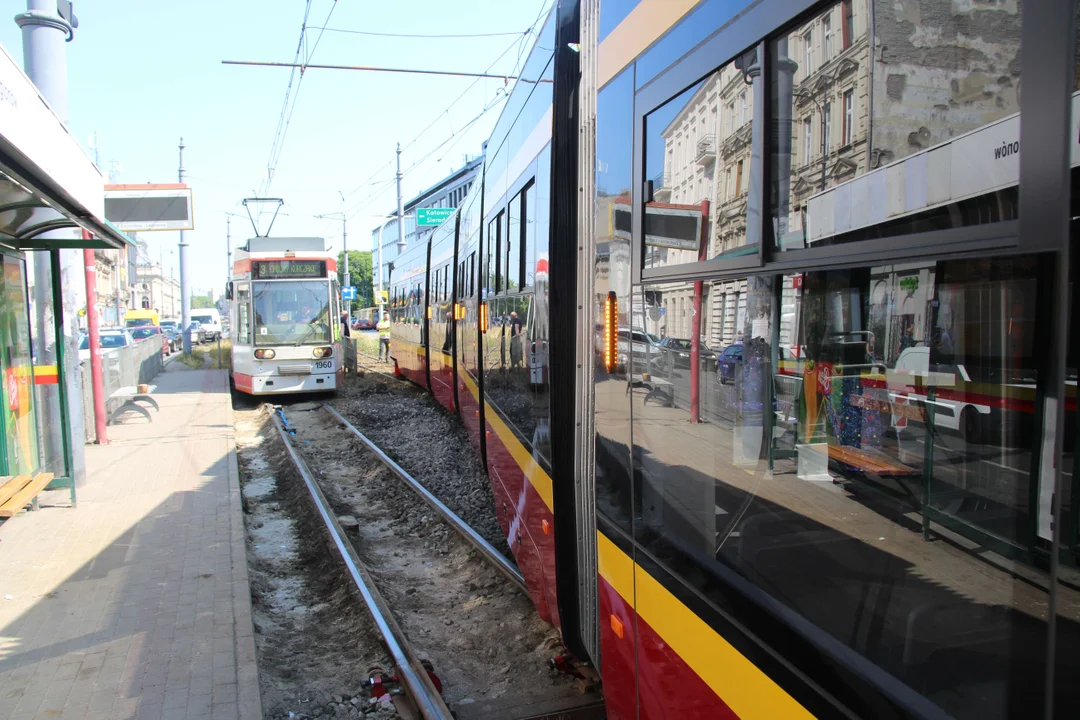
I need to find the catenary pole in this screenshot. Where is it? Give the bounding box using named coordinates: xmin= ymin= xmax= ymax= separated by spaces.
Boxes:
xmin=396 ymin=143 xmax=405 ymax=253
xmin=179 ymin=138 xmax=192 ymax=354
xmin=16 ymin=0 xmax=88 ymax=483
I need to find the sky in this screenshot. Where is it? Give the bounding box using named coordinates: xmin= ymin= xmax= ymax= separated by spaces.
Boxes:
xmin=1 ymin=0 xmax=552 ymax=295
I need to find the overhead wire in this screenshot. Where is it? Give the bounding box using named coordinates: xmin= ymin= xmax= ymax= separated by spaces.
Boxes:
xmin=340 ymin=1 xmax=552 ymax=219
xmin=311 ymin=27 xmax=524 ymax=40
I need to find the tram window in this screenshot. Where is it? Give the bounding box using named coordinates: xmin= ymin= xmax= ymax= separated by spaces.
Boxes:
xmin=769 ymin=0 xmax=1022 ymax=252
xmin=236 ymin=286 xmax=250 ymax=344
xmin=508 ymin=194 xmax=521 ymax=293
xmin=468 ymin=252 xmax=476 ymax=297
xmin=643 ymin=53 xmax=753 ymax=270
xmin=631 ymin=257 xmax=1066 ymax=719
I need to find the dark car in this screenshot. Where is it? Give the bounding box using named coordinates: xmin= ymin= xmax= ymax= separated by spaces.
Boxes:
xmin=353 ymin=318 xmax=375 ymax=331
xmin=653 ymin=337 xmax=716 ymax=371
xmin=717 ymin=342 xmax=799 ymax=384
xmin=131 ymin=325 xmax=171 ymax=356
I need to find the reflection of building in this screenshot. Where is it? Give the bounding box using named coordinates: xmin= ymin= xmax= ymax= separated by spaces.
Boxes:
xmin=132 ymin=263 xmax=180 ymax=319
xmin=93 ymin=248 xmax=131 ymax=326
xmin=371 ymin=155 xmax=482 ymax=290
xmin=784 ymin=0 xmax=871 ymax=239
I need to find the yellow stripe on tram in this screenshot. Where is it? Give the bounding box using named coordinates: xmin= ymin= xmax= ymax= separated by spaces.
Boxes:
xmin=598 ymin=531 xmax=815 ymax=720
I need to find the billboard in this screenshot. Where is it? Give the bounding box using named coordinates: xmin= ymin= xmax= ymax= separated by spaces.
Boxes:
xmin=104 ymin=184 xmax=193 ymax=231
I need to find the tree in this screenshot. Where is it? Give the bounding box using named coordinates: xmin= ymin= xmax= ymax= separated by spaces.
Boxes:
xmin=337 ymin=250 xmax=373 ymax=311
xmin=191 ymin=295 xmax=215 ymax=309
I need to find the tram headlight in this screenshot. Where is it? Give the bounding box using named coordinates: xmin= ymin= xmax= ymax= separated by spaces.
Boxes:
xmin=254 ymin=349 xmax=276 ymax=360
xmin=312 ymin=347 xmax=333 ymax=358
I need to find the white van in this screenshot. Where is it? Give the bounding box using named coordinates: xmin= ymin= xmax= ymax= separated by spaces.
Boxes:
xmin=190 ymin=309 xmax=223 ymax=341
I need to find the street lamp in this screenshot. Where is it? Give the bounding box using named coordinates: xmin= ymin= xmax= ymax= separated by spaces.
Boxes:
xmin=315 ymin=211 xmax=349 ymax=287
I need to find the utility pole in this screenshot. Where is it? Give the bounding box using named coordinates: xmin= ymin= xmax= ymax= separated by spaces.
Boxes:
xmin=226 ymin=216 xmax=231 ymax=280
xmin=178 ymin=138 xmax=192 ymax=354
xmin=16 ymin=0 xmax=89 ymax=479
xmin=396 ymin=142 xmax=406 ymax=254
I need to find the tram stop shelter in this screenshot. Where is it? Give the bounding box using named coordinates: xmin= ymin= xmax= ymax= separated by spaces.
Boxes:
xmin=0 ymin=43 xmax=130 ymax=503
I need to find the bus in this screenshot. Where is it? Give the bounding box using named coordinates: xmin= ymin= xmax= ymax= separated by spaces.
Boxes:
xmin=227 ymin=236 xmax=342 ymax=396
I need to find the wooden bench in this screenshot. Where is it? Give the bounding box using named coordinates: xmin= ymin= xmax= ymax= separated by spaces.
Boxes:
xmin=108 ymin=384 xmax=159 ymax=424
xmin=828 ymin=444 xmax=918 ymax=477
xmin=0 ymin=473 xmax=56 ymax=517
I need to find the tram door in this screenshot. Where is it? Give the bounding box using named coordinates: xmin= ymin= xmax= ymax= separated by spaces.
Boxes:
xmin=0 ymin=253 xmax=38 ymax=476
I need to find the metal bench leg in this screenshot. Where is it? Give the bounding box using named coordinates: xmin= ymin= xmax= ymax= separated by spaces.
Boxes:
xmin=133 ymin=396 xmax=160 ymax=412
xmin=108 ymin=401 xmax=153 ymax=424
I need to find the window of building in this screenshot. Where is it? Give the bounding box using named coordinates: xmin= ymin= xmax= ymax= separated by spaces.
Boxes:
xmin=842 ymin=0 xmax=853 ymax=48
xmin=803 ymin=116 xmax=813 ymax=163
xmin=823 ymin=13 xmax=832 ymax=60
xmin=727 ymin=102 xmax=735 ymax=134
xmin=843 ymin=88 xmax=853 ymax=146
xmin=823 ymin=101 xmax=832 ymax=155
xmin=803 ymin=29 xmax=813 ymax=76
xmin=735 ymin=160 xmax=744 ymax=196
xmin=739 ymin=92 xmax=747 ymax=126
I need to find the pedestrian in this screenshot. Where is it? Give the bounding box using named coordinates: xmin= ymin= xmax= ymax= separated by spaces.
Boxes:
xmin=340 ymin=311 xmax=351 ymax=338
xmin=509 ymin=311 xmax=523 ymax=368
xmin=377 ymin=311 xmax=392 ymax=362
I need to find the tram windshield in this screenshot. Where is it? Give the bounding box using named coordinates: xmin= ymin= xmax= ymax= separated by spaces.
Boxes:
xmin=252 ymin=281 xmax=331 ymax=346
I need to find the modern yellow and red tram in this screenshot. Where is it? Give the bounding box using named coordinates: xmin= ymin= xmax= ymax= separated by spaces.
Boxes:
xmin=382 ymin=1 xmax=1080 ymax=718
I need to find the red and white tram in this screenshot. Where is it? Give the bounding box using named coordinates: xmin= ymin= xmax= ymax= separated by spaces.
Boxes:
xmin=227 ymin=236 xmax=342 ymax=396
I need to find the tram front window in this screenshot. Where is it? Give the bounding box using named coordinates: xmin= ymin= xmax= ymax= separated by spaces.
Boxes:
xmin=252 ymin=281 xmax=331 ymax=345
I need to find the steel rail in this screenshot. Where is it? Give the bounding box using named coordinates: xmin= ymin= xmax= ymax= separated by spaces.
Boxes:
xmin=322 ymin=403 xmax=528 ymax=594
xmin=268 ymin=407 xmax=454 ymax=720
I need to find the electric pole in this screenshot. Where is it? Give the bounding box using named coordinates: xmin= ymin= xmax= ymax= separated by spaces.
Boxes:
xmin=226 ymin=216 xmax=231 ymax=280
xmin=396 ymin=142 xmax=405 ymax=254
xmin=179 ymin=138 xmax=192 ymax=354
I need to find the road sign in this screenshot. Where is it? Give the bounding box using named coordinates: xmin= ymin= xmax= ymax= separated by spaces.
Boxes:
xmin=342 ymin=286 xmax=357 ymax=301
xmin=375 ymin=289 xmax=388 ymax=304
xmin=416 ymin=207 xmax=454 ymax=226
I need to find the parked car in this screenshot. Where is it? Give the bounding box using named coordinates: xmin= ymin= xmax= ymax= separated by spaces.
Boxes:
xmin=353 ymin=318 xmax=375 ymax=331
xmin=164 ymin=327 xmax=182 ymax=352
xmin=615 ymin=328 xmax=660 ymax=376
xmin=185 ymin=321 xmax=206 ymax=345
xmin=716 ymin=342 xmax=799 ymax=384
xmin=652 ymin=337 xmax=716 ymax=371
xmin=78 ymin=329 xmax=134 ymax=362
xmin=130 ymin=325 xmax=170 ymax=356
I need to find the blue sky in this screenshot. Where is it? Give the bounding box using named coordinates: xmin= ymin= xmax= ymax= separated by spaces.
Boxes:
xmin=1 ymin=0 xmax=551 ymax=295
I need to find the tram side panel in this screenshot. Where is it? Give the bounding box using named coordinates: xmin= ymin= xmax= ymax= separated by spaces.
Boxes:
xmin=389 ymin=244 xmax=429 ymax=390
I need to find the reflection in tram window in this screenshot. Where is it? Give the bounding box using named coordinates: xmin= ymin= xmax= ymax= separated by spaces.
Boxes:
xmin=769 ymin=0 xmax=1022 ymax=251
xmin=631 ymin=256 xmax=1074 ymax=718
xmin=595 ymin=68 xmax=635 ymax=532
xmin=643 ymin=52 xmax=755 ymax=270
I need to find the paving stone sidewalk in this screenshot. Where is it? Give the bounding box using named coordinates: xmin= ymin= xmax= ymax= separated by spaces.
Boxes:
xmin=0 ymin=369 xmax=259 ymax=720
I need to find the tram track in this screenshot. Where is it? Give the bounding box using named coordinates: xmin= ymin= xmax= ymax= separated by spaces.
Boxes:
xmin=267 ymin=401 xmax=604 ymax=720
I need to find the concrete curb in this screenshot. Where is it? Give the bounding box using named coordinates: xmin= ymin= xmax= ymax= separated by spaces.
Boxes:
xmin=218 ymin=369 xmax=263 ymax=720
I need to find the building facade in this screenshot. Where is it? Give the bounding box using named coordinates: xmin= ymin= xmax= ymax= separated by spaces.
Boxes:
xmin=132 ymin=262 xmax=180 ymax=320
xmin=371 ymin=155 xmax=483 ymax=291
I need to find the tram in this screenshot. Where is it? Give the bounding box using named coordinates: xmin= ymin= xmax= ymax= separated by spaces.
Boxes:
xmin=227 ymin=236 xmax=342 ymax=396
xmin=375 ymin=1 xmax=1080 ymax=718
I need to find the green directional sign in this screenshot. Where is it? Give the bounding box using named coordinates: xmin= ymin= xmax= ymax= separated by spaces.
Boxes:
xmin=417 ymin=207 xmax=454 ymax=226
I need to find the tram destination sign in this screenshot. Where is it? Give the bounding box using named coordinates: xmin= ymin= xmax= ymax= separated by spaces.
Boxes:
xmin=417 ymin=207 xmax=454 ymax=226
xmin=252 ymin=260 xmax=327 ymax=279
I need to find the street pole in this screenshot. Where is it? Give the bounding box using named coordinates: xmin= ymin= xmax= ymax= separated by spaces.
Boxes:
xmin=377 ymin=219 xmax=386 ymax=318
xmin=179 ymin=138 xmax=192 ymax=354
xmin=226 ymin=216 xmax=231 ymax=279
xmin=342 ymin=214 xmax=349 ymax=288
xmin=17 ymin=0 xmax=87 ymax=483
xmin=82 ymin=233 xmax=106 ymax=444
xmin=396 ymin=142 xmax=406 ymax=254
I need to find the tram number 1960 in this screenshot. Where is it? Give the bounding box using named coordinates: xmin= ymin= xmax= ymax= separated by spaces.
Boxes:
xmin=314 ymin=360 xmax=333 ymax=370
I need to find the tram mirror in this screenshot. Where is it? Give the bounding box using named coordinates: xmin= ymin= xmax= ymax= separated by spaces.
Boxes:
xmin=225 ymin=282 xmax=234 ymax=301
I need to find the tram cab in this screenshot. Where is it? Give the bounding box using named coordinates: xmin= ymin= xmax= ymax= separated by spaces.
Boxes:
xmin=228 ymin=236 xmax=342 ymax=395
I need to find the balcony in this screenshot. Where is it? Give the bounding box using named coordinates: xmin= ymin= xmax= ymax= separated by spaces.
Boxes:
xmin=652 ymin=171 xmax=672 ymax=202
xmin=695 ymin=134 xmax=717 ymax=166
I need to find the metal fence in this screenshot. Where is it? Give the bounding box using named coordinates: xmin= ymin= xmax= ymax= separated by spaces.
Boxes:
xmin=80 ymin=338 xmax=164 ymax=441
